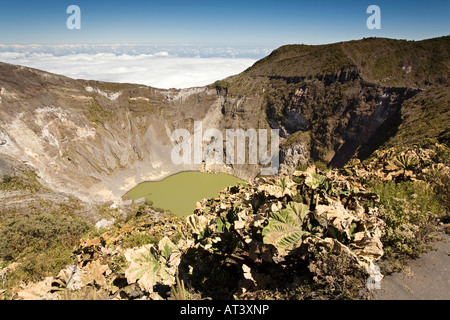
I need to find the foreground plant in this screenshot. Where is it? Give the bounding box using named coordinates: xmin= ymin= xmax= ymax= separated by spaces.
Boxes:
xmin=123 ymin=237 xmax=183 ymax=293
xmin=7 ymin=144 xmax=447 ymax=300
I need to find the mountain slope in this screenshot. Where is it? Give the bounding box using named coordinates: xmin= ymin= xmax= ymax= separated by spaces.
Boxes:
xmin=0 ymin=36 xmax=448 ymax=204
xmin=0 ymin=36 xmax=449 ymax=301
xmin=0 ymin=65 xmax=231 ymax=202
xmin=212 ymin=35 xmax=449 ymax=167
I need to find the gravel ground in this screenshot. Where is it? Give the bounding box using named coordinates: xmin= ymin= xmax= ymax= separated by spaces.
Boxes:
xmin=370 ymin=232 xmax=450 ymax=300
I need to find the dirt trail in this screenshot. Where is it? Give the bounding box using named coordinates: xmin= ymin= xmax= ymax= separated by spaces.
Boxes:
xmin=370 ymin=232 xmax=450 ymax=300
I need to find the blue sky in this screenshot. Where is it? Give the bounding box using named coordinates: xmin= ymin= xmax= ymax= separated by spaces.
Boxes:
xmin=0 ymin=0 xmax=449 ymax=45
xmin=0 ymin=0 xmax=448 ymax=88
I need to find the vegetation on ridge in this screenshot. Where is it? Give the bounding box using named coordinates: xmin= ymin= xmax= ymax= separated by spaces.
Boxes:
xmin=0 ymin=36 xmax=448 ymax=300
xmin=1 ymin=143 xmax=447 ymax=300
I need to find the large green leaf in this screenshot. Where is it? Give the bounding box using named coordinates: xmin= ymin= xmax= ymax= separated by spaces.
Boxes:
xmin=123 ymin=241 xmax=180 ymax=292
xmin=257 ymin=177 xmax=296 ymax=198
xmin=262 ymin=202 xmax=309 ymax=250
xmin=305 ymin=172 xmax=327 ymax=189
xmin=158 ymin=237 xmax=175 ymax=260
xmin=124 ymin=244 xmax=161 ymax=293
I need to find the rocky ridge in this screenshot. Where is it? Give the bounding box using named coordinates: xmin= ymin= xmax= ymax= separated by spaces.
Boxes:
xmin=0 ymin=36 xmax=449 ymax=300
xmin=0 ymin=36 xmax=448 ymax=207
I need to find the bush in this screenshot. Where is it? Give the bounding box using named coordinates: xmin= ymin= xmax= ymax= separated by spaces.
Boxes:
xmin=307 ymin=249 xmax=367 ymax=299
xmin=369 ymin=180 xmax=444 ymax=258
xmin=0 ymin=213 xmax=92 ymax=262
xmin=122 ymin=232 xmax=159 ymax=249
xmin=0 ymin=171 xmax=43 ymax=193
xmin=9 ymin=243 xmax=76 ymax=284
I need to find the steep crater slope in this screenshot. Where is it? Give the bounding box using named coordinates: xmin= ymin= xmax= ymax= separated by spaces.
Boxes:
xmin=213 ymin=36 xmax=449 ymax=171
xmin=0 ymin=36 xmax=448 ymax=205
xmin=0 ymin=64 xmax=233 ymax=203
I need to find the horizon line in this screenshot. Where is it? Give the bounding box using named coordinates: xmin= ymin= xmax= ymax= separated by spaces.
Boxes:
xmin=0 ymin=34 xmax=448 ymax=48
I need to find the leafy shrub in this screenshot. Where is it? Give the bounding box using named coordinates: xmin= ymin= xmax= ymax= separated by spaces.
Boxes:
xmin=122 ymin=232 xmax=160 ymax=249
xmin=369 ymin=180 xmax=444 ymax=257
xmin=0 ymin=213 xmax=92 ymax=262
xmin=0 ymin=170 xmax=43 ymax=193
xmin=262 ymin=202 xmax=322 ymax=249
xmin=307 ymin=248 xmax=367 ymax=299
xmin=8 ymin=243 xmax=76 ymax=284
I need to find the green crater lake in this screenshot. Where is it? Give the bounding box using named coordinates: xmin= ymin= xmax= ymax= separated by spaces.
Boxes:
xmin=125 ymin=171 xmax=244 ymax=217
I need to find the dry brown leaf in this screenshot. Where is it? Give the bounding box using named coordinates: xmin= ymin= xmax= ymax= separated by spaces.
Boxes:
xmin=81 ymin=260 xmax=111 ymax=288
xmin=17 ymin=277 xmax=58 ymax=300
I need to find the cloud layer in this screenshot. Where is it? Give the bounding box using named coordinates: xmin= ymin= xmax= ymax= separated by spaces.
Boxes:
xmin=0 ymin=44 xmax=274 ymax=89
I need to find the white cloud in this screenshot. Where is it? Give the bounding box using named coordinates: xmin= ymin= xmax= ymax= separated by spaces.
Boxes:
xmin=0 ymin=44 xmax=274 ymax=89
